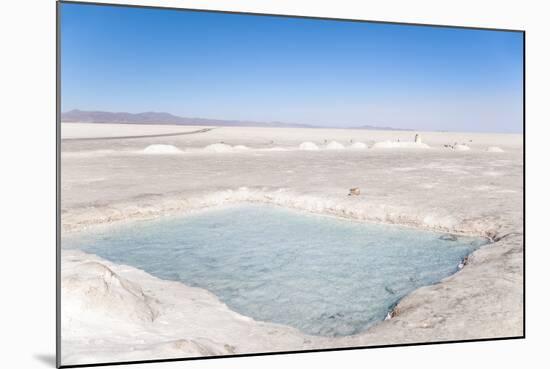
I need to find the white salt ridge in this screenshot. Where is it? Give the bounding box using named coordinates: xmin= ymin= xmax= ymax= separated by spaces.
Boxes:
xmin=203 ymin=143 xmax=251 ymax=153
xmin=64 ymin=187 xmax=484 ymax=235
xmin=299 ymin=141 xmax=320 ymax=151
xmin=233 ymin=145 xmax=250 ymax=151
xmin=372 ymin=140 xmax=430 ymax=149
xmin=326 ymin=141 xmax=346 ymax=150
xmin=487 ymin=146 xmax=505 ymax=153
xmin=203 ymin=143 xmax=234 ymax=153
xmin=143 ymin=144 xmax=183 ymax=154
xmin=62 ymin=259 xmax=159 ymax=323
xmin=349 ymin=142 xmax=368 ymax=149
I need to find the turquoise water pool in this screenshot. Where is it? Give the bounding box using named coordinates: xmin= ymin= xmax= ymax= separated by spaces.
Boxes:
xmin=63 ymin=204 xmax=486 ymax=336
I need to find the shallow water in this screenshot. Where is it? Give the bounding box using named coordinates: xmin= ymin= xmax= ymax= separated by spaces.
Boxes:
xmin=63 ymin=204 xmax=486 ymax=337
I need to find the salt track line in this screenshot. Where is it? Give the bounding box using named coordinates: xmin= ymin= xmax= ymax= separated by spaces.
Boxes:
xmin=62 ymin=127 xmax=216 ymax=141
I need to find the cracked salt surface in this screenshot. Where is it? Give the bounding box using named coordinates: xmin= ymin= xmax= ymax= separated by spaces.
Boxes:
xmin=63 ymin=204 xmax=486 ymax=337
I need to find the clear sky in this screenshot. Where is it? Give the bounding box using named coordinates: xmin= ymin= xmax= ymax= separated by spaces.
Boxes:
xmin=60 ymin=3 xmax=523 ymax=133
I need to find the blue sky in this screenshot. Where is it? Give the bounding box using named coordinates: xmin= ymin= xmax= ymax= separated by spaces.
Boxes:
xmin=61 ymin=3 xmax=523 ymax=133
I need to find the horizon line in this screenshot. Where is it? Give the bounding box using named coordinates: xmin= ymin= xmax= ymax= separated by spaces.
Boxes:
xmin=60 ymin=109 xmax=523 ymax=135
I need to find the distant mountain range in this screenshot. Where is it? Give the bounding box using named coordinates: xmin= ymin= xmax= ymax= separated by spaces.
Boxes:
xmin=61 ymin=109 xmax=412 ymax=131
xmin=353 ymin=124 xmax=412 ymax=131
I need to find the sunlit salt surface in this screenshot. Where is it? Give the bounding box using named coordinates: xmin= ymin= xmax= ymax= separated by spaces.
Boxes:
xmin=63 ymin=204 xmax=486 ymax=337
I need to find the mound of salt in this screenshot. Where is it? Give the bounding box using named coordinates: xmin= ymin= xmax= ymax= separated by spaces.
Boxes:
xmin=349 ymin=142 xmax=368 ymax=149
xmin=326 ymin=141 xmax=346 ymax=150
xmin=203 ymin=143 xmax=234 ymax=153
xmin=372 ymin=141 xmax=430 ymax=149
xmin=299 ymin=141 xmax=320 ymax=151
xmin=232 ymin=145 xmax=250 ymax=151
xmin=143 ymin=144 xmax=182 ymax=154
xmin=487 ymin=146 xmax=504 ymax=153
xmin=62 ymin=260 xmax=159 ymax=323
xmin=454 ymin=144 xmax=471 ymax=151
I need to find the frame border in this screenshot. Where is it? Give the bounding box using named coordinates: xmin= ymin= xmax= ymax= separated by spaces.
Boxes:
xmin=56 ymin=1 xmax=62 ymax=367
xmin=55 ymin=1 xmax=526 ymax=368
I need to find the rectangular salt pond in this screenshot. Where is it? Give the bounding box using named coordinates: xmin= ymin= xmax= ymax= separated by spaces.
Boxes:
xmin=63 ymin=204 xmax=487 ymax=337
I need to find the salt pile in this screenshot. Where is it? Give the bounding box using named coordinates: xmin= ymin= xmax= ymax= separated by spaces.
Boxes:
xmin=143 ymin=144 xmax=182 ymax=154
xmin=326 ymin=141 xmax=346 ymax=150
xmin=233 ymin=145 xmax=250 ymax=151
xmin=203 ymin=143 xmax=251 ymax=153
xmin=203 ymin=143 xmax=234 ymax=153
xmin=299 ymin=141 xmax=320 ymax=151
xmin=349 ymin=142 xmax=368 ymax=149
